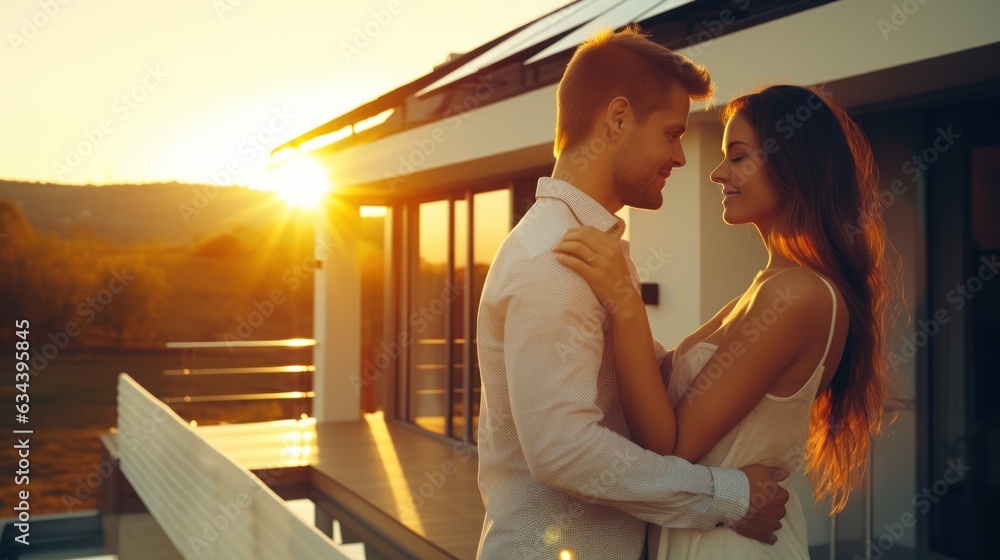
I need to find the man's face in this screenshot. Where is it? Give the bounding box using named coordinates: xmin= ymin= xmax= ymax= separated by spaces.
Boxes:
xmin=610 ymin=85 xmax=690 ymax=210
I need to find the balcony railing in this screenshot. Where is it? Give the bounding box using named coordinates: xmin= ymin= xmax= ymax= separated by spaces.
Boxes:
xmin=159 ymin=338 xmax=316 ymax=424
xmin=117 ymin=372 xmax=352 ymax=559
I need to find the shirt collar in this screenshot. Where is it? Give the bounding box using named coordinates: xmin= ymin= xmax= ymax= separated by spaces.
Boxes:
xmin=534 ymin=177 xmax=626 ymax=240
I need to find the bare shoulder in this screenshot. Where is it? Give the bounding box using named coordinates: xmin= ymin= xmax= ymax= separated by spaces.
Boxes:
xmin=754 ymin=267 xmax=834 ymax=308
xmin=746 ymin=267 xmax=840 ymax=345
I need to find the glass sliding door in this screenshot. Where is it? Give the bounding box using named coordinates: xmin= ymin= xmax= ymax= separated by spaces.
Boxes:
xmin=410 ymin=200 xmax=450 ymax=434
xmin=470 ymin=189 xmax=512 ymax=441
xmin=451 ymin=198 xmax=469 ymax=439
xmin=405 ymin=187 xmax=512 ymax=442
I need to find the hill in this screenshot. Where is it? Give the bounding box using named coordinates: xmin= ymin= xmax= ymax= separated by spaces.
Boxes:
xmin=0 ymin=179 xmax=289 ymax=245
xmin=0 ymin=180 xmax=334 ymax=517
xmin=0 ymin=179 xmax=320 ymax=347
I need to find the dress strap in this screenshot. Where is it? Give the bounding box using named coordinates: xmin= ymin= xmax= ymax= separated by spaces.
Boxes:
xmin=813 ymin=273 xmax=838 ymax=370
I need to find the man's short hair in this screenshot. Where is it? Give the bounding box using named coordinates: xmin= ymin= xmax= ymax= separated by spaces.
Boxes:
xmin=554 ymin=25 xmax=714 ymax=157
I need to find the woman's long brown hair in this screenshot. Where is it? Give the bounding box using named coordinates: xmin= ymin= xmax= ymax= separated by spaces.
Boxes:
xmin=722 ymin=85 xmax=897 ymax=514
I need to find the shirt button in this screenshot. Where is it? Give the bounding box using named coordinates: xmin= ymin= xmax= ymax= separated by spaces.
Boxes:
xmin=715 ymin=522 xmax=725 ymax=528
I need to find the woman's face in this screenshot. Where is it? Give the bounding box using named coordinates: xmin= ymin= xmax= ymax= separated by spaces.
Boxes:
xmin=709 ymin=113 xmax=784 ymax=229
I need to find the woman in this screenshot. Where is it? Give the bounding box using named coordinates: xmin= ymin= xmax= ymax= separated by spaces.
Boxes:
xmin=554 ymin=85 xmax=893 ymax=558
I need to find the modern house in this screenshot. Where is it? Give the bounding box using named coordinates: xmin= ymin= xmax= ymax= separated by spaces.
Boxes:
xmin=270 ymin=0 xmax=998 ymax=558
xmin=7 ymin=1 xmax=993 ymax=559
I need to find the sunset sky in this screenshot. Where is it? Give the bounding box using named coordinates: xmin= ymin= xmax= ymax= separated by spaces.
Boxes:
xmin=2 ymin=0 xmax=569 ymax=189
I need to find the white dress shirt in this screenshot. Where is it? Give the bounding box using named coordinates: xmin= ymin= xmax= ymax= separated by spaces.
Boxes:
xmin=476 ymin=177 xmax=750 ymax=559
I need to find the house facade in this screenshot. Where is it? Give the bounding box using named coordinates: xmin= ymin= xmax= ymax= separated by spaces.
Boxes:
xmin=272 ymin=0 xmax=1000 ymax=557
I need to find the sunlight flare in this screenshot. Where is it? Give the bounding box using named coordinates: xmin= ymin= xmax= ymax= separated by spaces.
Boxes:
xmin=364 ymin=411 xmax=427 ymax=533
xmin=266 ymin=156 xmax=332 ymax=209
xmin=360 ymin=205 xmax=387 ymax=218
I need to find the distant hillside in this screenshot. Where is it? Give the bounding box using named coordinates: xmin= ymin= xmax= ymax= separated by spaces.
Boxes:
xmin=0 ymin=179 xmax=290 ymax=245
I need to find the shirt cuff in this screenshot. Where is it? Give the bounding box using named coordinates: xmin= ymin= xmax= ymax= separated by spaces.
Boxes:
xmin=708 ymin=466 xmax=750 ymax=527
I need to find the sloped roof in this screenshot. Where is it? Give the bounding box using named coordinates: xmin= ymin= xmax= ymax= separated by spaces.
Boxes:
xmin=274 ymin=0 xmax=830 ymax=158
xmin=273 ymin=0 xmax=701 ymax=156
xmin=416 ymin=0 xmax=695 ymax=96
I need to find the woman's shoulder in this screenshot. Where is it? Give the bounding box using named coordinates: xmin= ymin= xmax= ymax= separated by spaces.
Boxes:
xmin=748 ymin=267 xmax=842 ymax=337
xmin=754 ymin=266 xmax=837 ymax=302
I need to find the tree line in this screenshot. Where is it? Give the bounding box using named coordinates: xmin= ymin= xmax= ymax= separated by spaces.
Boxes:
xmin=0 ymin=198 xmax=168 ymax=349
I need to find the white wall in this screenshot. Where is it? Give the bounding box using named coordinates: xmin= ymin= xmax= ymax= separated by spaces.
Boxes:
xmin=631 ymin=116 xmax=768 ymax=349
xmin=313 ymin=200 xmax=362 ymax=421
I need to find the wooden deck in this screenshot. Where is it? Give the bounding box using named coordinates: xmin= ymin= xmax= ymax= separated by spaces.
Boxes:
xmin=108 ymin=413 xmax=484 ymax=559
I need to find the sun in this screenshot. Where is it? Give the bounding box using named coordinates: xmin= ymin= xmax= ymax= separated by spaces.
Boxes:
xmin=265 ymin=156 xmax=332 ymax=209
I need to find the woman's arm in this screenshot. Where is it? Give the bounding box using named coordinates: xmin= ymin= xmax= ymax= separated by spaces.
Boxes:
xmin=656 ymin=293 xmax=739 ymax=387
xmin=555 ymin=227 xmax=831 ymax=464
xmin=670 ymin=270 xmax=830 ymax=462
xmin=659 ymin=347 xmax=675 ymax=386
xmin=553 ymin=226 xmax=680 ymax=454
xmin=608 ymin=295 xmax=679 ymax=454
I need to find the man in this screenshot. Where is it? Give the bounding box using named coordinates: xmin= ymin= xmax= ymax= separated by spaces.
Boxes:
xmin=476 ymin=27 xmax=789 ymax=559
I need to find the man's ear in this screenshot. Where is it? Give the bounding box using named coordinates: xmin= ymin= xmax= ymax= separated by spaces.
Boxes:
xmin=605 ymin=96 xmax=631 ymax=141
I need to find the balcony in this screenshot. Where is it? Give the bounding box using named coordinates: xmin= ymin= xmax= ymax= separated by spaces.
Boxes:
xmin=109 ymin=371 xmax=483 ymax=559
xmin=2 ymin=337 xmax=483 ymax=560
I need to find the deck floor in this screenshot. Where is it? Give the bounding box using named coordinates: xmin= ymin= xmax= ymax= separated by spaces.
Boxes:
xmin=196 ymin=412 xmax=483 ymax=559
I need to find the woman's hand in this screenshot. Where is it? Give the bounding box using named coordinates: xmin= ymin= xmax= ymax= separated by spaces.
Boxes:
xmin=553 ymin=226 xmax=642 ymax=314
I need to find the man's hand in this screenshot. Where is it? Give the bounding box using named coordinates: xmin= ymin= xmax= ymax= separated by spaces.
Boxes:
xmin=732 ymin=465 xmax=790 ymax=544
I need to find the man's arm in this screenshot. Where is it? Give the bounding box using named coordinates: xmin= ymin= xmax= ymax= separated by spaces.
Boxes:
xmin=503 ymin=254 xmax=749 ymax=530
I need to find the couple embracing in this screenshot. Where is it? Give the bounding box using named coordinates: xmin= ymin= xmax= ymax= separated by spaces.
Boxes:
xmin=475 ymin=25 xmax=891 ymax=560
